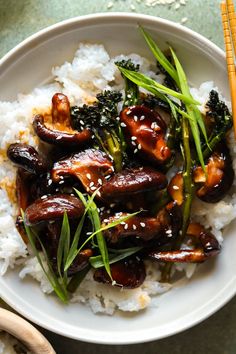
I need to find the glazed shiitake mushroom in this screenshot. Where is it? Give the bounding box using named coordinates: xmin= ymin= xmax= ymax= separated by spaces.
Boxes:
xmin=102 ymin=201 xmax=182 ymax=244
xmin=120 ymin=105 xmax=172 ymax=165
xmin=193 ymin=144 xmax=234 ymax=203
xmin=148 ymin=222 xmax=220 ymax=263
xmin=51 ymin=148 xmax=114 ymax=195
xmin=66 ymin=249 xmax=93 ymax=276
xmin=101 ymin=167 xmax=167 ymax=203
xmin=7 ymin=143 xmax=47 ymax=175
xmin=24 ymin=194 xmax=85 ymax=226
xmin=93 ymin=257 xmax=146 ymax=289
xmin=33 ymin=93 xmax=91 ymax=146
xmin=168 ymin=144 xmax=234 ymax=205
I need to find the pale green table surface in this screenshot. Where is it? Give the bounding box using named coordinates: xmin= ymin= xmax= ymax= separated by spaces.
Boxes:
xmin=0 ymin=0 xmax=236 ymax=353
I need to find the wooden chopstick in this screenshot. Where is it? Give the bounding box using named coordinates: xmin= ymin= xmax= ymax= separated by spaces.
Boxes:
xmin=221 ymin=1 xmax=236 ymax=138
xmin=226 ymin=0 xmax=236 ymax=54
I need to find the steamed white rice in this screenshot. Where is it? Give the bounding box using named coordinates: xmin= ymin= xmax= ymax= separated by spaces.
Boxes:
xmin=0 ymin=43 xmax=235 ymax=315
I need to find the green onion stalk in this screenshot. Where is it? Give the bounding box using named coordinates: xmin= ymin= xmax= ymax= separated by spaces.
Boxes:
xmin=161 ymin=117 xmax=194 ymax=282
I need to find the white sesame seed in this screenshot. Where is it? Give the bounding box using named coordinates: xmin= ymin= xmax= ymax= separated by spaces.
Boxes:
xmin=90 ymin=186 xmax=97 ymax=191
xmin=140 ymin=115 xmax=145 ymax=120
xmin=103 ymin=219 xmax=109 ymax=223
xmin=138 ymin=144 xmax=142 ymax=150
xmin=86 ymin=173 xmax=91 ymax=180
xmin=48 ymin=179 xmax=53 ymax=186
xmin=121 ymin=122 xmax=127 ymax=127
xmin=41 ymin=195 xmax=47 ymax=200
xmin=133 ymin=224 xmax=137 ymax=230
xmin=56 ymin=135 xmax=62 ymax=140
xmin=181 ymin=17 xmax=188 ymax=24
xmin=116 ymin=117 xmax=120 ymax=121
xmin=59 ymin=176 xmax=64 ymax=180
xmin=173 ymin=185 xmax=179 ymax=190
xmin=98 ymin=178 xmax=103 ymax=185
xmin=131 ymin=136 xmax=137 ymax=141
xmin=132 ymin=141 xmax=136 ymax=146
xmin=86 ymin=232 xmax=93 ymax=235
xmin=126 ymin=110 xmax=131 ymax=115
xmin=120 ymin=222 xmax=126 ymax=225
xmin=166 ymin=229 xmax=172 ymax=234
xmin=151 ymin=122 xmax=158 ymax=129
xmin=89 ymin=182 xmax=94 ymax=187
xmin=110 ymin=203 xmax=116 ymax=208
xmin=105 ymin=175 xmax=111 ymax=179
xmin=80 ymin=120 xmax=84 ymax=125
xmin=59 ymin=180 xmax=64 ymax=184
xmin=107 ymin=209 xmax=111 ymax=214
xmin=134 ymin=115 xmax=138 ymax=122
xmin=134 ymin=149 xmax=138 ymax=154
xmin=124 ymin=224 xmax=129 ymax=230
xmin=107 ymin=1 xmax=113 ymax=9
xmin=140 ymin=222 xmax=146 ymax=227
xmin=127 ymin=94 xmax=132 ymax=98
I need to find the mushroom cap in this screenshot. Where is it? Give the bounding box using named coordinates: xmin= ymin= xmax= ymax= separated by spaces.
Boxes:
xmin=93 ymin=257 xmax=146 ymax=289
xmin=194 ymin=144 xmax=234 ymax=203
xmin=51 ymin=149 xmax=114 ymax=196
xmin=101 ymin=167 xmax=167 ymax=201
xmin=24 ymin=194 xmax=85 ymax=226
xmin=120 ymin=105 xmax=171 ymax=165
xmin=7 ymin=143 xmax=47 ymax=174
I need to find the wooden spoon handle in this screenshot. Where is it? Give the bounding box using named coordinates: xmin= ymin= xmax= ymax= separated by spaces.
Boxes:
xmin=0 ymin=308 xmax=55 ymax=354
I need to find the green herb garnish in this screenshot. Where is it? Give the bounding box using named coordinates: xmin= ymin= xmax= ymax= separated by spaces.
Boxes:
xmin=117 ymin=67 xmax=199 ymax=106
xmin=89 ymin=246 xmax=142 ymax=268
xmin=139 ymin=26 xmax=179 ymax=85
xmin=21 ymin=210 xmax=69 ymax=303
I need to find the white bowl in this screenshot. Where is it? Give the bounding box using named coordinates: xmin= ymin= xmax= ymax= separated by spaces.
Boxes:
xmin=0 ymin=13 xmax=236 ymax=345
xmin=0 ymin=308 xmax=55 ymax=353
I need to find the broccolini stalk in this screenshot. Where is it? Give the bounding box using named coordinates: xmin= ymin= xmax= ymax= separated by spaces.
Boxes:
xmin=104 ymin=129 xmax=123 ymax=172
xmin=115 ymin=59 xmax=140 ymax=107
xmin=70 ymin=90 xmax=125 ymax=172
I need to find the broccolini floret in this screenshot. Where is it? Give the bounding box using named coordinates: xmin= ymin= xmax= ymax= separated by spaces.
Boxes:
xmin=70 ymin=90 xmax=125 ymax=172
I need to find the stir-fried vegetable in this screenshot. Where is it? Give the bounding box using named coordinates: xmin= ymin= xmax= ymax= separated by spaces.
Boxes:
xmin=70 ymin=90 xmax=125 ymax=172
xmin=21 ymin=191 xmax=141 ymax=301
